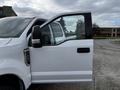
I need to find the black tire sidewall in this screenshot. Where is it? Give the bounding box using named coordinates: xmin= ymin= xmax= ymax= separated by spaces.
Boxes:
xmin=0 ymin=80 xmax=25 ymax=90
xmin=0 ymin=85 xmax=16 ymax=90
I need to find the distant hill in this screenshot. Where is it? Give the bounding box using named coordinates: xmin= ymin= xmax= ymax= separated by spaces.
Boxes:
xmin=0 ymin=6 xmax=17 ymax=18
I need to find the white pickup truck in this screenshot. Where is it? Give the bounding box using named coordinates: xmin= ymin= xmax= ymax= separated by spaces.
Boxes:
xmin=0 ymin=12 xmax=93 ymax=90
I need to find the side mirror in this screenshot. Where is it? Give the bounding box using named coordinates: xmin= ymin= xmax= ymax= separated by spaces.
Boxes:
xmin=32 ymin=25 xmax=42 ymax=48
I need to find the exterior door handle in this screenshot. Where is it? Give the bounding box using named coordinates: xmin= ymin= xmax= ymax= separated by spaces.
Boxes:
xmin=77 ymin=48 xmax=90 ymax=53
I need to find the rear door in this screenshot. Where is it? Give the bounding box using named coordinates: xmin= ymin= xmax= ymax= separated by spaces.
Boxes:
xmin=30 ymin=12 xmax=93 ymax=83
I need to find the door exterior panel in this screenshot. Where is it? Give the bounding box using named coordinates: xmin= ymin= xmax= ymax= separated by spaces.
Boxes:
xmin=30 ymin=40 xmax=93 ymax=83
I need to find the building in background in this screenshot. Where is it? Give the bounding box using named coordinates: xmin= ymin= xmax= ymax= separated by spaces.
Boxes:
xmin=93 ymin=27 xmax=120 ymax=37
xmin=0 ymin=6 xmax=17 ymax=18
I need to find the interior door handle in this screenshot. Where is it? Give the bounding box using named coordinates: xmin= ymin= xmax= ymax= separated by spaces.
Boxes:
xmin=77 ymin=48 xmax=90 ymax=53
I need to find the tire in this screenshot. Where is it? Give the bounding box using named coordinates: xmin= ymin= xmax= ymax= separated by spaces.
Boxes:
xmin=0 ymin=77 xmax=25 ymax=90
xmin=0 ymin=86 xmax=16 ymax=90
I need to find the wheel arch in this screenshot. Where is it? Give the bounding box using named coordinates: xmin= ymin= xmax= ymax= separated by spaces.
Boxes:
xmin=0 ymin=59 xmax=31 ymax=89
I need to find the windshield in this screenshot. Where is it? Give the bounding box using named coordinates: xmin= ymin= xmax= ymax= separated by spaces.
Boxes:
xmin=0 ymin=17 xmax=32 ymax=38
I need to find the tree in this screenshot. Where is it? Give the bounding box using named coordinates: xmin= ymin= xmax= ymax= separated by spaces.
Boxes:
xmin=92 ymin=23 xmax=100 ymax=36
xmin=92 ymin=23 xmax=99 ymax=28
xmin=59 ymin=17 xmax=68 ymax=33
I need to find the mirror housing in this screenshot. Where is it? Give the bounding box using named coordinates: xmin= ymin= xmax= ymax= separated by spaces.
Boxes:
xmin=32 ymin=25 xmax=42 ymax=48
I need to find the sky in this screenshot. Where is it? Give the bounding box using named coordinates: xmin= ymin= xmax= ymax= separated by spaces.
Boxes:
xmin=0 ymin=0 xmax=120 ymax=27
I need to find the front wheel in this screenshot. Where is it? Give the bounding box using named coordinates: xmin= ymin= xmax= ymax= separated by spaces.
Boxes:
xmin=0 ymin=86 xmax=16 ymax=90
xmin=0 ymin=75 xmax=25 ymax=90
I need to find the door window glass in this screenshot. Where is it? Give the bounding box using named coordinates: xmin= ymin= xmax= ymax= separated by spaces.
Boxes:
xmin=57 ymin=15 xmax=85 ymax=39
xmin=50 ymin=22 xmax=63 ymax=37
xmin=50 ymin=22 xmax=65 ymax=44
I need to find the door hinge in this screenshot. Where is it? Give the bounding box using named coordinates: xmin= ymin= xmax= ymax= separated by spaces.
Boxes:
xmin=23 ymin=48 xmax=30 ymax=66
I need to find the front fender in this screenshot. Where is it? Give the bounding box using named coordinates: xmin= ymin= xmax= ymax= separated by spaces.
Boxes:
xmin=0 ymin=59 xmax=31 ymax=89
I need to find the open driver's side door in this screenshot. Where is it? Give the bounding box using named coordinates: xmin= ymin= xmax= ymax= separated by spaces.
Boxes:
xmin=30 ymin=12 xmax=93 ymax=83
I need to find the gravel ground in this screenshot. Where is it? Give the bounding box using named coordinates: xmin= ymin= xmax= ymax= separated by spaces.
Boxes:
xmin=28 ymin=39 xmax=120 ymax=90
xmin=94 ymin=39 xmax=120 ymax=90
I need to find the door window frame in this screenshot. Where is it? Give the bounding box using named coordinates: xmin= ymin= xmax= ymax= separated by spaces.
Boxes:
xmin=30 ymin=12 xmax=92 ymax=47
xmin=39 ymin=12 xmax=92 ymax=39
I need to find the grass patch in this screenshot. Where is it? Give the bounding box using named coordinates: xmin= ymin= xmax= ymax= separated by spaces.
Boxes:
xmin=112 ymin=39 xmax=120 ymax=45
xmin=115 ymin=40 xmax=120 ymax=44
